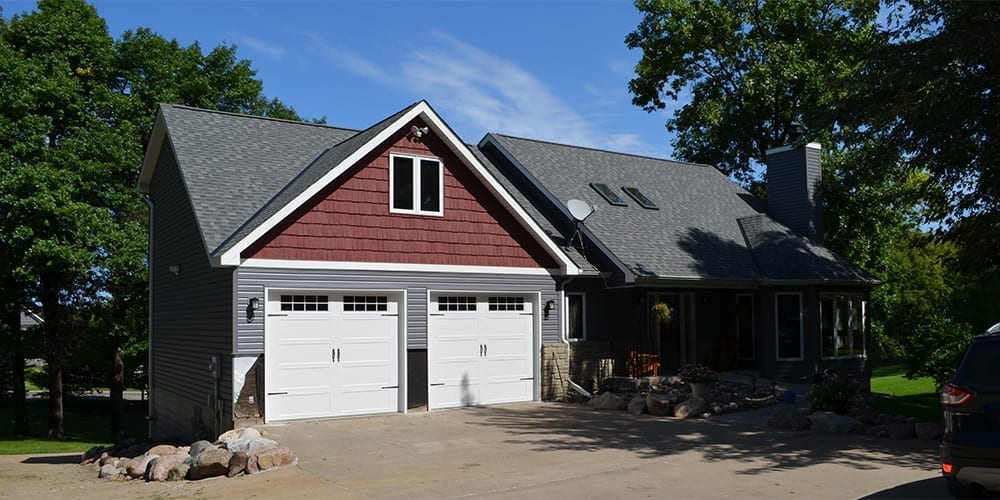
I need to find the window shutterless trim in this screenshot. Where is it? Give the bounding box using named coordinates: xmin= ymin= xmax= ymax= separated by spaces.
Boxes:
xmin=774 ymin=292 xmax=804 ymax=361
xmin=566 ymin=292 xmax=586 ymax=341
xmin=389 ymin=152 xmax=444 ymax=216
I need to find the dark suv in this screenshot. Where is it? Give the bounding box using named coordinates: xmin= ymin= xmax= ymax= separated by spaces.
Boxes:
xmin=941 ymin=323 xmax=1000 ymax=497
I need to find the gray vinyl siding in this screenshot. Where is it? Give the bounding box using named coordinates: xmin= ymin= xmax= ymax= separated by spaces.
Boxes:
xmin=235 ymin=268 xmax=560 ymax=351
xmin=149 ymin=140 xmax=235 ymax=440
xmin=766 ymin=145 xmax=823 ymax=242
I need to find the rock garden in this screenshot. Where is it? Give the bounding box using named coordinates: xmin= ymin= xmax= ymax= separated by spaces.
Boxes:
xmin=581 ymin=373 xmax=783 ymax=418
xmin=81 ymin=426 xmax=297 ymax=482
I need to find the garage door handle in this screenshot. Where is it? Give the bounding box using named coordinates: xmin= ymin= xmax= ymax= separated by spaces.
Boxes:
xmin=267 ymin=392 xmax=288 ymax=396
xmin=520 ymin=377 xmax=534 ymax=381
xmin=382 ymin=385 xmax=399 ymax=389
xmin=430 ymin=383 xmax=445 ymax=387
xmin=480 ymin=344 xmax=483 ymax=356
xmin=382 ymin=313 xmax=398 ymax=317
xmin=337 ymin=348 xmax=340 ymax=362
xmin=268 ymin=314 xmax=288 ymax=317
xmin=430 ymin=313 xmax=444 ymax=316
xmin=484 ymin=344 xmax=488 ymax=356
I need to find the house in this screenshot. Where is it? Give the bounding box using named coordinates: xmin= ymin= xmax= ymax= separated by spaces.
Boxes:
xmin=138 ymin=101 xmax=875 ymax=441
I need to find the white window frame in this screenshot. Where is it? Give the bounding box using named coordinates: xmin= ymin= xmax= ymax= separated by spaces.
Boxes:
xmin=820 ymin=293 xmax=867 ymax=360
xmin=774 ymin=292 xmax=804 ymax=361
xmin=389 ymin=152 xmax=444 ymax=216
xmin=736 ymin=293 xmax=755 ymax=360
xmin=566 ymin=292 xmax=586 ymax=342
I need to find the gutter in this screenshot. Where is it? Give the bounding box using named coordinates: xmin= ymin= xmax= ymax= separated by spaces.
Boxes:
xmin=142 ymin=196 xmax=155 ymax=438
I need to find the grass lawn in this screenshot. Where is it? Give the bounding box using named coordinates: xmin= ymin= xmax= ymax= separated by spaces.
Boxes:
xmin=0 ymin=398 xmax=147 ymax=455
xmin=870 ymin=362 xmax=941 ymax=423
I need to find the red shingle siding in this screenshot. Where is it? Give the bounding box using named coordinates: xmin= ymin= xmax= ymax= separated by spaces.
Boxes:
xmin=243 ymin=121 xmax=558 ymax=269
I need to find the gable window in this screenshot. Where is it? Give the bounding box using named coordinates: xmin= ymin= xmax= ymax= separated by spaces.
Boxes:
xmin=775 ymin=292 xmax=803 ymax=360
xmin=390 ymin=153 xmax=442 ymax=216
xmin=567 ymin=293 xmax=586 ymax=341
xmin=821 ymin=294 xmax=866 ymax=359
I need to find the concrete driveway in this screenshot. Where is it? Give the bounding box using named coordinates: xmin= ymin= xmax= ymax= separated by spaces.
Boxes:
xmin=0 ymin=402 xmax=946 ymax=499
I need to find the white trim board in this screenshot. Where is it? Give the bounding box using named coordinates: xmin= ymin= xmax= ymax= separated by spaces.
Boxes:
xmin=241 ymin=258 xmax=559 ymax=276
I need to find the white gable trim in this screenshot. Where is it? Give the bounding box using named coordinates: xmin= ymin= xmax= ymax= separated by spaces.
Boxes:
xmin=242 ymin=258 xmax=558 ymax=276
xmin=136 ymin=108 xmax=167 ymax=194
xmin=215 ymin=101 xmax=580 ymax=275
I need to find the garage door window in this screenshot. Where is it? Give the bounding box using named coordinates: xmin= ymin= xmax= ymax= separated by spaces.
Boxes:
xmin=438 ymin=296 xmax=476 ymax=311
xmin=280 ymin=294 xmax=329 ymax=311
xmin=344 ymin=295 xmax=388 ymax=312
xmin=488 ymin=296 xmax=524 ymax=311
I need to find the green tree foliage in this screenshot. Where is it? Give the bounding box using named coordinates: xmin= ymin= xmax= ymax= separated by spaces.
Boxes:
xmin=0 ymin=0 xmax=304 ymax=440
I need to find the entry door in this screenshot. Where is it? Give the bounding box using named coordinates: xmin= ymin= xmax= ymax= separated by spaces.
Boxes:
xmin=265 ymin=292 xmax=399 ymax=421
xmin=427 ymin=294 xmax=534 ymax=409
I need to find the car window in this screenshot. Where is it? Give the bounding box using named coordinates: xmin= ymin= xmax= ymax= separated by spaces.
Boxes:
xmin=956 ymin=339 xmax=1000 ymax=391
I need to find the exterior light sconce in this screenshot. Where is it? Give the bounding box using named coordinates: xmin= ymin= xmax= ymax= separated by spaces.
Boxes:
xmin=544 ymin=299 xmax=555 ymax=320
xmin=410 ymin=125 xmax=429 ymax=138
xmin=168 ymin=264 xmax=181 ymax=276
xmin=246 ymin=297 xmax=260 ymax=323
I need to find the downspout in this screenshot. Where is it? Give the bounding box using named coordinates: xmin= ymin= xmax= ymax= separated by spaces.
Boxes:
xmin=142 ymin=195 xmax=155 ymax=438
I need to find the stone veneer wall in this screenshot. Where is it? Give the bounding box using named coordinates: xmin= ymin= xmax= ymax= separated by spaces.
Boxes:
xmin=568 ymin=341 xmax=617 ymax=394
xmin=541 ymin=344 xmax=569 ymax=401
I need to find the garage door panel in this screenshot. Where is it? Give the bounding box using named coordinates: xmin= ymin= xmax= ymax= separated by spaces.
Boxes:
xmin=266 ymin=291 xmax=400 ymax=422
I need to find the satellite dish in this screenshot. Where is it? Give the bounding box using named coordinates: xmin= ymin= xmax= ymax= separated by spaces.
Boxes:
xmin=567 ymin=199 xmax=595 ymax=222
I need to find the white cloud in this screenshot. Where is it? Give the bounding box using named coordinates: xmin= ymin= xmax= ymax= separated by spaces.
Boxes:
xmin=232 ymin=34 xmax=286 ymax=59
xmin=297 ymin=30 xmax=670 ymax=157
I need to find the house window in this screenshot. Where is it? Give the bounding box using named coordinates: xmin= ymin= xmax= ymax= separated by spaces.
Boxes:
xmin=567 ymin=293 xmax=586 ymax=341
xmin=736 ymin=294 xmax=754 ymax=360
xmin=390 ymin=153 xmax=442 ymax=216
xmin=775 ymin=293 xmax=803 ymax=360
xmin=438 ymin=296 xmax=476 ymax=311
xmin=343 ymin=295 xmax=388 ymax=312
xmin=488 ymin=296 xmax=524 ymax=311
xmin=280 ymin=294 xmax=329 ymax=312
xmin=821 ymin=294 xmax=866 ymax=359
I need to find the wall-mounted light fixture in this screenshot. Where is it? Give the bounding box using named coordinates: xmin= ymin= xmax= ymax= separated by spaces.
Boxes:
xmin=544 ymin=299 xmax=555 ymax=320
xmin=246 ymin=297 xmax=260 ymax=323
xmin=168 ymin=264 xmax=181 ymax=276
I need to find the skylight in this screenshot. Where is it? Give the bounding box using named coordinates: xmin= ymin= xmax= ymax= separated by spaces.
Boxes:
xmin=590 ymin=182 xmax=627 ymax=206
xmin=622 ymin=186 xmax=658 ymax=210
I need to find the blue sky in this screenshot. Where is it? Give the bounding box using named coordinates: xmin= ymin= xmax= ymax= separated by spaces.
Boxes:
xmin=7 ymin=1 xmax=681 ymax=158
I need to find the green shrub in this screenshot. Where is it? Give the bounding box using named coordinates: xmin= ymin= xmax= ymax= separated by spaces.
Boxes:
xmin=808 ymin=379 xmax=860 ymax=415
xmin=901 ymin=315 xmax=975 ymax=388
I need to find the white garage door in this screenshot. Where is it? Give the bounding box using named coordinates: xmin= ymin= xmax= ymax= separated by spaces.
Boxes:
xmin=265 ymin=291 xmax=400 ymax=421
xmin=428 ymin=294 xmax=535 ymax=409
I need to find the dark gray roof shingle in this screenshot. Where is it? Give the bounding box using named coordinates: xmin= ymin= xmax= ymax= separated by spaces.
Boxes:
xmin=161 ymin=105 xmax=357 ymax=255
xmin=485 ymin=134 xmax=873 ymax=284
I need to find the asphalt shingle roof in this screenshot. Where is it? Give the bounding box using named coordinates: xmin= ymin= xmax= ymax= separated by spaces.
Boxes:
xmin=485 ymin=134 xmax=874 ymax=284
xmin=161 ymin=105 xmax=357 ymax=256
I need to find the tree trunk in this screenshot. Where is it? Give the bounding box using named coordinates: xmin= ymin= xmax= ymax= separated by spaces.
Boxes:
xmin=40 ymin=275 xmax=64 ymax=439
xmin=111 ymin=344 xmax=125 ymax=442
xmin=6 ymin=306 xmax=28 ymax=435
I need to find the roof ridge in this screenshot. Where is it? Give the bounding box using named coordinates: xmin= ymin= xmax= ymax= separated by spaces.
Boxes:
xmin=161 ymin=103 xmax=359 ymax=133
xmin=488 ymin=132 xmax=712 ymax=168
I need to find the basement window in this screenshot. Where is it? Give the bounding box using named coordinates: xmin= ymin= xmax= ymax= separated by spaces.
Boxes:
xmin=590 ymin=182 xmax=627 ymax=206
xmin=391 ymin=153 xmax=443 ymax=216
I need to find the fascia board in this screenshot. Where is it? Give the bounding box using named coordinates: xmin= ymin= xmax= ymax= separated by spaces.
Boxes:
xmin=136 ymin=108 xmax=167 ymax=194
xmin=479 ymin=134 xmax=635 ymax=283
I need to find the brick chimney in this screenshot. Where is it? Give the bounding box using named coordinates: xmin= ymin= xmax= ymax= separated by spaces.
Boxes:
xmin=766 ymin=136 xmax=823 ymax=244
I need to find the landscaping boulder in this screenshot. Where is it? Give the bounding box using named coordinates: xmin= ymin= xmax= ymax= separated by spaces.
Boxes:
xmin=223 ymin=436 xmax=279 ymax=454
xmin=228 ymin=451 xmax=250 ymax=477
xmin=216 ymin=429 xmax=242 ymax=445
xmin=188 ymin=448 xmax=233 ymax=480
xmin=916 ymin=422 xmax=944 ymax=441
xmin=674 ymin=396 xmax=708 ymax=419
xmin=126 ymin=454 xmax=159 ymax=479
xmin=888 ymin=421 xmax=917 ymax=440
xmin=189 ymin=440 xmax=215 ymax=459
xmin=589 ymin=391 xmax=627 ymax=411
xmin=147 ymin=451 xmax=191 ymax=482
xmin=166 ymin=463 xmax=190 ymax=482
xmin=646 ymin=393 xmax=672 ymax=417
xmin=239 ymin=427 xmax=262 ymax=440
xmin=601 ymin=377 xmax=639 ymax=394
xmin=767 ymin=406 xmax=811 ymax=431
xmin=247 ymin=445 xmax=296 ymax=473
xmin=147 ymin=444 xmax=178 ymax=457
xmin=99 ymin=463 xmax=122 ymax=480
xmin=627 ymin=395 xmax=647 ymax=415
xmin=809 ymin=411 xmax=864 ymax=434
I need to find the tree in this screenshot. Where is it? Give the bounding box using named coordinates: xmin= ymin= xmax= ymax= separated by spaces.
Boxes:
xmin=626 ymin=0 xmax=883 ymax=184
xmin=1 ymin=0 xmax=306 ymax=440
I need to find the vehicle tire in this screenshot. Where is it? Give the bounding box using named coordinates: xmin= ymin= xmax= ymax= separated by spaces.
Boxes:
xmin=946 ymin=477 xmax=981 ymax=498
